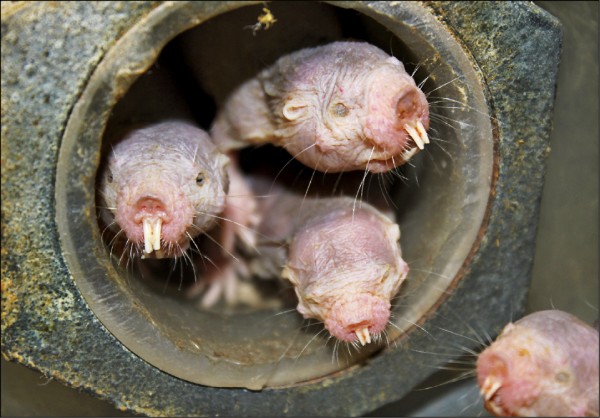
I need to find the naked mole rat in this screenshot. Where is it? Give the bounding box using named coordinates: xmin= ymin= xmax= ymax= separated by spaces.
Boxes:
xmin=244 ymin=179 xmax=409 ymax=345
xmin=98 ymin=120 xmax=230 ymax=259
xmin=211 ymin=41 xmax=430 ymax=173
xmin=476 ymin=310 xmax=599 ymax=417
xmin=97 ymin=54 xmax=254 ymax=268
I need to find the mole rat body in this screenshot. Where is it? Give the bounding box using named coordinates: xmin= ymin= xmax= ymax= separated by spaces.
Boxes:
xmin=212 ymin=41 xmax=430 ymax=173
xmin=98 ymin=120 xmax=230 ymax=259
xmin=249 ymin=183 xmax=409 ymax=345
xmin=476 ymin=310 xmax=599 ymax=417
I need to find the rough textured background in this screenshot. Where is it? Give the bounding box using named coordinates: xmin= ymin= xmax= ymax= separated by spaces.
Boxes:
xmin=1 ymin=1 xmax=574 ymax=416
xmin=1 ymin=2 xmax=160 ymax=416
xmin=527 ymin=1 xmax=598 ymax=324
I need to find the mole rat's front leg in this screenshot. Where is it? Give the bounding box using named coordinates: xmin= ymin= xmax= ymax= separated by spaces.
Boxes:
xmin=187 ymin=154 xmax=261 ymax=308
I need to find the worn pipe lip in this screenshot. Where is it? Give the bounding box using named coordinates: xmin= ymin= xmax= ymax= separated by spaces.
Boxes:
xmin=55 ymin=1 xmax=495 ymax=390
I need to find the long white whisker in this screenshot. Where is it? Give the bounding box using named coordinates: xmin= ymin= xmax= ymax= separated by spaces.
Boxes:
xmin=425 ymin=75 xmax=464 ymax=97
xmin=353 ymin=146 xmax=375 ymax=218
xmin=295 ymin=327 xmax=328 ymax=360
xmin=202 ymin=232 xmax=240 ymax=263
xmin=300 ymin=150 xmax=325 ymax=210
xmin=269 ymin=143 xmax=318 ymax=193
xmin=414 ymin=369 xmax=476 ymax=391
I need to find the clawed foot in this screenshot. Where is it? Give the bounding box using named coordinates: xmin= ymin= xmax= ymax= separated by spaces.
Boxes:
xmin=220 ymin=155 xmax=261 ymax=252
xmin=198 ymin=261 xmax=240 ymax=308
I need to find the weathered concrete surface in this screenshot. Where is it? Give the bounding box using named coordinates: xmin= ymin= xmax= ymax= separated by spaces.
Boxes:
xmin=1 ymin=1 xmax=561 ymax=416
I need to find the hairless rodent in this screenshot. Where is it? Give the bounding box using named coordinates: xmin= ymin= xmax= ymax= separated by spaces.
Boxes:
xmin=98 ymin=120 xmax=230 ymax=259
xmin=245 ymin=179 xmax=409 ymax=345
xmin=211 ymin=41 xmax=430 ymax=173
xmin=476 ymin=310 xmax=599 ymax=417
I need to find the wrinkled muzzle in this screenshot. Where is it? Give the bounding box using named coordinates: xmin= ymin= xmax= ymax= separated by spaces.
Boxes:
xmin=324 ymin=294 xmax=391 ymax=345
xmin=365 ymin=69 xmax=430 ymax=165
xmin=115 ymin=182 xmax=194 ymax=258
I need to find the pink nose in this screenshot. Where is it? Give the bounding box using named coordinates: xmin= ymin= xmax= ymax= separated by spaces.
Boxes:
xmin=134 ymin=197 xmax=167 ymax=220
xmin=396 ymin=89 xmax=421 ymax=122
xmin=365 ymin=84 xmax=429 ymax=154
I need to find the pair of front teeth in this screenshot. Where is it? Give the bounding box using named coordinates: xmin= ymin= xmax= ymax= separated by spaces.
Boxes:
xmin=355 ymin=327 xmax=372 ymax=346
xmin=143 ymin=217 xmax=162 ymax=255
xmin=403 ymin=120 xmax=429 ymax=161
xmin=480 ymin=375 xmax=503 ymax=415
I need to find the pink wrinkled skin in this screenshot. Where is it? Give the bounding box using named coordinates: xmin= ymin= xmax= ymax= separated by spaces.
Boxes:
xmin=98 ymin=120 xmax=229 ymax=258
xmin=253 ymin=190 xmax=409 ymax=344
xmin=476 ymin=310 xmax=599 ymax=417
xmin=212 ymin=41 xmax=430 ymax=173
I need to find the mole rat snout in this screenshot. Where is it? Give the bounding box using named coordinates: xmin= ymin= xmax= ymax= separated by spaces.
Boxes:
xmin=132 ymin=196 xmax=171 ymax=255
xmin=478 ymin=339 xmax=554 ymax=417
xmin=114 ymin=185 xmax=195 ymax=258
xmin=323 ymin=294 xmax=391 ymax=346
xmin=476 ymin=310 xmax=599 ymax=417
xmin=365 ymin=71 xmax=430 ymax=160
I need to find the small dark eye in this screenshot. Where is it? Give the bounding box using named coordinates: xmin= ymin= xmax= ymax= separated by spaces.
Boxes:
xmin=196 ymin=172 xmax=205 ymax=185
xmin=555 ymin=371 xmax=570 ymax=383
xmin=106 ymin=170 xmax=113 ymax=183
xmin=332 ymin=102 xmax=349 ymax=117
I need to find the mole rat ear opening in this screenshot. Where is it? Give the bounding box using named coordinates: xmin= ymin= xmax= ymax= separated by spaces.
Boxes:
xmin=282 ymin=97 xmax=308 ymax=121
xmin=281 ymin=264 xmax=299 ymax=286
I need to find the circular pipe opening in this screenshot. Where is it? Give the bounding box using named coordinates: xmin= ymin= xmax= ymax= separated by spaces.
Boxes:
xmin=56 ymin=1 xmax=494 ymax=390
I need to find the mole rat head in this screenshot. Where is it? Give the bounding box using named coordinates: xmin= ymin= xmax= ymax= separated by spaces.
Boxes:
xmin=289 ymin=259 xmax=409 ymax=346
xmin=99 ymin=124 xmax=229 ymax=259
xmin=283 ymin=208 xmax=409 ymax=345
xmin=476 ymin=322 xmax=587 ymax=417
xmin=278 ymin=54 xmax=429 ymax=174
xmin=318 ymin=250 xmax=409 ymax=346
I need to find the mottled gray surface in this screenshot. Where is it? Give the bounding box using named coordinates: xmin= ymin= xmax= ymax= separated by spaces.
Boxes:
xmin=2 ymin=1 xmax=580 ymax=415
xmin=1 ymin=358 xmax=138 ymax=417
xmin=528 ymin=1 xmax=599 ymax=324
